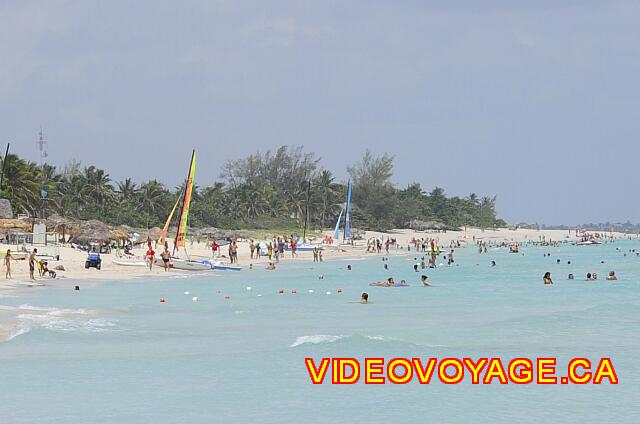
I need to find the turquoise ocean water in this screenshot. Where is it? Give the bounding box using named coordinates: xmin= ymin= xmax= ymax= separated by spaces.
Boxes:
xmin=0 ymin=241 xmax=639 ymax=423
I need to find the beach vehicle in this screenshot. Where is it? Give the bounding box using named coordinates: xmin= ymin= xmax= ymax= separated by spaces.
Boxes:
xmin=85 ymin=252 xmax=102 ymax=269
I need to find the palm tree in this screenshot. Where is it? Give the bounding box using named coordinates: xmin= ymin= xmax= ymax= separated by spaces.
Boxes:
xmin=312 ymin=170 xmax=341 ymax=227
xmin=138 ymin=180 xmax=167 ymax=228
xmin=82 ymin=166 xmax=114 ymax=210
xmin=0 ymin=154 xmax=41 ymax=215
xmin=117 ymin=178 xmax=139 ymax=200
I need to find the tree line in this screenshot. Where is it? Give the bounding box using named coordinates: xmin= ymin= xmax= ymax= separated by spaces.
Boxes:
xmin=0 ymin=146 xmax=505 ymax=231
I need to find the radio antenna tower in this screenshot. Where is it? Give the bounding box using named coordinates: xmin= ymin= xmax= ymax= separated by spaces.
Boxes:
xmin=37 ymin=127 xmax=49 ymax=218
xmin=37 ymin=126 xmax=48 ymax=165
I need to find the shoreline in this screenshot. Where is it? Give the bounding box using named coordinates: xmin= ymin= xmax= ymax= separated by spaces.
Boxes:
xmin=0 ymin=227 xmax=631 ymax=343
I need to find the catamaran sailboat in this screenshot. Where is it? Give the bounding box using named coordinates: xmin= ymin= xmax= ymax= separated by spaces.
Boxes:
xmin=155 ymin=150 xmax=211 ymax=271
xmin=328 ymin=180 xmax=356 ymax=249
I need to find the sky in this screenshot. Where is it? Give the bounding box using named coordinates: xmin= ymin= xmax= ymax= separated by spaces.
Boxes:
xmin=2 ymin=0 xmax=639 ymax=225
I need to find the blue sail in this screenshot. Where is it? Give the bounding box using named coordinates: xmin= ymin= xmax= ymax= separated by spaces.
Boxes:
xmin=344 ymin=180 xmax=352 ymax=240
xmin=333 ymin=208 xmax=344 ymax=241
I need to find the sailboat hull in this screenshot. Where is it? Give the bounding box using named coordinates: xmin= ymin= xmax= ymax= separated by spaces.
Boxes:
xmin=154 ymin=257 xmax=211 ymax=271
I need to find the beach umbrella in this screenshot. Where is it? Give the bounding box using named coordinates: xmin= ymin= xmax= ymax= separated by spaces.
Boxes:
xmin=407 ymin=220 xmax=447 ymax=231
xmin=69 ymin=219 xmax=112 ymax=243
xmin=109 ymin=229 xmax=130 ymax=240
xmin=140 ymin=226 xmax=163 ymax=241
xmin=194 ymin=227 xmax=220 ymax=238
xmin=0 ymin=218 xmax=32 ymax=231
xmin=45 ymin=214 xmax=79 ymax=235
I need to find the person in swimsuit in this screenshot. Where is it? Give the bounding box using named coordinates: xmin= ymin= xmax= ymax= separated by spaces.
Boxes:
xmin=543 ymin=272 xmax=553 ymax=284
xmin=360 ymin=292 xmax=369 ymax=304
xmin=146 ymin=247 xmax=155 ymax=270
xmin=606 ymin=271 xmax=617 ymax=281
xmin=160 ymin=248 xmax=171 ymax=271
xmin=4 ymin=249 xmax=16 ymax=279
xmin=28 ymin=248 xmax=37 ymax=281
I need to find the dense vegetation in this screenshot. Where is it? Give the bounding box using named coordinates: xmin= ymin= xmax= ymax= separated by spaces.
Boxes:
xmin=0 ymin=146 xmax=505 ymax=231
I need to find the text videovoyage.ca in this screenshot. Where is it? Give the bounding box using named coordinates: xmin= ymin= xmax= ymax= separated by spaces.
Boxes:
xmin=305 ymin=357 xmax=618 ymax=385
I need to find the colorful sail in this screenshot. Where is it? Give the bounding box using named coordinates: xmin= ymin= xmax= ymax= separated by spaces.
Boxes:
xmin=159 ymin=196 xmax=181 ymax=245
xmin=174 ymin=150 xmax=196 ymax=249
xmin=332 ymin=208 xmax=344 ymax=241
xmin=344 ymin=180 xmax=352 ymax=240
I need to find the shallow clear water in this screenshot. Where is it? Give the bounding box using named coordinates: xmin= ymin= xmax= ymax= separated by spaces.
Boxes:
xmin=1 ymin=241 xmax=639 ymax=423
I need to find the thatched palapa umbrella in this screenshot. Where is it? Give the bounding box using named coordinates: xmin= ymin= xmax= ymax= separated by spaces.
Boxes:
xmin=140 ymin=226 xmax=163 ymax=242
xmin=407 ymin=220 xmax=447 ymax=231
xmin=69 ymin=219 xmax=112 ymax=244
xmin=0 ymin=218 xmax=32 ymax=232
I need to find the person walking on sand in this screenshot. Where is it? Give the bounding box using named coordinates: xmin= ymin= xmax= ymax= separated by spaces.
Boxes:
xmin=28 ymin=248 xmax=37 ymax=280
xmin=249 ymin=240 xmax=255 ymax=259
xmin=146 ymin=246 xmax=155 ymax=270
xmin=160 ymin=248 xmax=171 ymax=271
xmin=4 ymin=249 xmax=16 ymax=279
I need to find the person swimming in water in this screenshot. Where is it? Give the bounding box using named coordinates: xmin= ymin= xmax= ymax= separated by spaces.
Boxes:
xmin=586 ymin=272 xmax=593 ymax=281
xmin=606 ymin=271 xmax=617 ymax=281
xmin=543 ymin=272 xmax=553 ymax=284
xmin=361 ymin=292 xmax=369 ymax=304
xmin=421 ymin=275 xmax=432 ymax=287
xmin=347 ymin=264 xmax=352 ymax=271
xmin=491 ymin=260 xmax=496 ymax=267
xmin=369 ymin=278 xmax=395 ymax=287
xmin=568 ymin=273 xmax=574 ymax=280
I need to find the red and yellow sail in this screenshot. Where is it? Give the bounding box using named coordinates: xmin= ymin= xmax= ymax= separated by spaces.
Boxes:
xmin=174 ymin=150 xmax=196 ymax=249
xmin=158 ymin=196 xmax=181 ymax=245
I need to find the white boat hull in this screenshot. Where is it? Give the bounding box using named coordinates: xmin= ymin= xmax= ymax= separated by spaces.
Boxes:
xmin=154 ymin=257 xmax=211 ymax=271
xmin=113 ymin=259 xmax=148 ymax=267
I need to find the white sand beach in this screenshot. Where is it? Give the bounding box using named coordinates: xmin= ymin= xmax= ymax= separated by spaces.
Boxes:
xmin=0 ymin=227 xmax=627 ymax=342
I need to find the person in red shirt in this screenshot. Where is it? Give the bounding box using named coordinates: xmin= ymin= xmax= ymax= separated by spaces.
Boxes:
xmin=290 ymin=239 xmax=297 ymax=258
xmin=211 ymin=241 xmax=219 ymax=258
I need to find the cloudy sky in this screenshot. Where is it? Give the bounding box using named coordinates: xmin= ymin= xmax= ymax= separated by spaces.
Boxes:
xmin=2 ymin=0 xmax=639 ymax=224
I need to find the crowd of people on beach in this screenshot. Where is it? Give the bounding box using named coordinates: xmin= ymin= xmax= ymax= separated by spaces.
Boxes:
xmin=3 ymin=248 xmax=58 ymax=281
